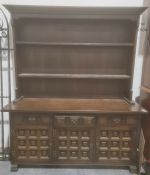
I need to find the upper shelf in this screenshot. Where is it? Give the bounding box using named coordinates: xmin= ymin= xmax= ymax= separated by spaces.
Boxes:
xmin=16 ymin=41 xmax=134 ymax=47
xmin=18 ymin=73 xmax=131 ymax=79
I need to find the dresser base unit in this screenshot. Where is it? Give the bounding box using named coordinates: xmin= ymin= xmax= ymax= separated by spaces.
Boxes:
xmin=3 ymin=98 xmax=147 ymax=173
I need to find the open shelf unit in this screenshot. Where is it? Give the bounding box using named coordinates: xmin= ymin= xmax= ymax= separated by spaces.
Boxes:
xmin=14 ymin=15 xmax=136 ymax=99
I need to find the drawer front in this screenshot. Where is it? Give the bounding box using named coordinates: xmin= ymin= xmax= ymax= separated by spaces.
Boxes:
xmin=54 ymin=115 xmax=95 ymax=127
xmin=98 ymin=115 xmax=138 ymax=128
xmin=13 ymin=113 xmax=50 ymax=125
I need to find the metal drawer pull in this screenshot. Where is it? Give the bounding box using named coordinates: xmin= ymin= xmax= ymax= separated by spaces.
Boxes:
xmin=113 ymin=118 xmax=121 ymax=124
xmin=28 ymin=117 xmax=36 ymax=121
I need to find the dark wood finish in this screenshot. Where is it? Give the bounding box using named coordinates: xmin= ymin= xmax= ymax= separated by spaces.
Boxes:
xmin=7 ymin=102 xmax=144 ymax=170
xmin=3 ymin=98 xmax=146 ymax=114
xmin=16 ymin=41 xmax=134 ymax=46
xmin=4 ymin=5 xmax=146 ymax=99
xmin=18 ymin=73 xmax=131 ymax=79
xmin=3 ymin=97 xmax=147 ymax=173
xmin=3 ymin=5 xmax=147 ymax=173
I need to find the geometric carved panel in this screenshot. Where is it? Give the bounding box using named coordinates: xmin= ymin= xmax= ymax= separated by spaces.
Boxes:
xmin=97 ymin=130 xmax=132 ymax=161
xmin=16 ymin=128 xmax=50 ymax=160
xmin=12 ymin=114 xmax=138 ymax=166
xmin=55 ymin=116 xmax=95 ymax=127
xmin=55 ymin=128 xmax=93 ymax=161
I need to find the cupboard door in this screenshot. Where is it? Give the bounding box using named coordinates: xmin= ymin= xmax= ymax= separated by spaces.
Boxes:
xmin=53 ymin=115 xmax=95 ymax=163
xmin=11 ymin=113 xmax=52 ymax=163
xmin=96 ymin=115 xmax=138 ymax=164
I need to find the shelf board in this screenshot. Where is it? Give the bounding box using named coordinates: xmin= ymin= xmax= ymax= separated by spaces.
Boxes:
xmin=18 ymin=73 xmax=131 ymax=79
xmin=16 ymin=41 xmax=134 ymax=47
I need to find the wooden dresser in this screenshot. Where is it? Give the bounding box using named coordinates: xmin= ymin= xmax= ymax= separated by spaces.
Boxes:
xmin=3 ymin=5 xmax=147 ymax=173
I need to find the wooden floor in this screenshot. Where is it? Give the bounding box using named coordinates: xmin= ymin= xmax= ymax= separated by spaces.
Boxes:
xmin=0 ymin=161 xmax=138 ymax=175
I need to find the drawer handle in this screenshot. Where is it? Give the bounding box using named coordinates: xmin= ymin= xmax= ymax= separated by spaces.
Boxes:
xmin=28 ymin=117 xmax=36 ymax=121
xmin=113 ymin=118 xmax=121 ymax=124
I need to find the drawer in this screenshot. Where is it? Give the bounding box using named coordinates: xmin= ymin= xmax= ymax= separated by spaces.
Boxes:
xmin=54 ymin=115 xmax=95 ymax=127
xmin=98 ymin=115 xmax=138 ymax=127
xmin=13 ymin=113 xmax=50 ymax=125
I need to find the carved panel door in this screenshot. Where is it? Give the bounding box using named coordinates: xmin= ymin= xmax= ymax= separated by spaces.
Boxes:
xmin=11 ymin=113 xmax=52 ymax=163
xmin=96 ymin=115 xmax=138 ymax=164
xmin=53 ymin=115 xmax=95 ymax=163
